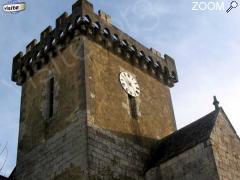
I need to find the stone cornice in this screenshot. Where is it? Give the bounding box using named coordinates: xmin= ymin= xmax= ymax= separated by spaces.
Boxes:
xmin=11 ymin=0 xmax=178 ymax=87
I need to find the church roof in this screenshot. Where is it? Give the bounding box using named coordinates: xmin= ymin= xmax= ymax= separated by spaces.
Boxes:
xmin=147 ymin=108 xmax=220 ymax=170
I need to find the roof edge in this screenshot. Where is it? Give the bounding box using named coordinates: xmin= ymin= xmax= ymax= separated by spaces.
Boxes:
xmin=212 ymin=107 xmax=240 ymax=141
xmin=145 ymin=109 xmax=220 ymax=171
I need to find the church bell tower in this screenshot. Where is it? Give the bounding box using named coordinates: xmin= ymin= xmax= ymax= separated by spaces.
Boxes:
xmin=11 ymin=0 xmax=178 ymax=179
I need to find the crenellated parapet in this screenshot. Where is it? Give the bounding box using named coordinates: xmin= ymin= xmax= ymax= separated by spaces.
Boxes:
xmin=11 ymin=0 xmax=178 ymax=87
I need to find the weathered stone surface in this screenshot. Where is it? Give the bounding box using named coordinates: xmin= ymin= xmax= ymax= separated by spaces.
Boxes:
xmin=211 ymin=110 xmax=240 ymax=180
xmin=12 ymin=38 xmax=88 ymax=180
xmin=17 ymin=38 xmax=86 ymax=153
xmin=11 ymin=0 xmax=178 ymax=87
xmin=12 ymin=26 xmax=177 ymax=180
xmin=14 ymin=119 xmax=88 ymax=180
xmin=146 ymin=142 xmax=219 ymax=180
xmin=9 ymin=1 xmax=240 ymax=180
xmin=160 ymin=142 xmax=219 ymax=180
xmin=88 ymin=125 xmax=149 ymax=179
xmin=84 ymin=38 xmax=177 ymax=148
xmin=145 ymin=109 xmax=240 ymax=180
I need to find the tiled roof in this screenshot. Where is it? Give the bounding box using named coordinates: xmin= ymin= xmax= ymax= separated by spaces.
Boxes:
xmin=147 ymin=109 xmax=220 ymax=169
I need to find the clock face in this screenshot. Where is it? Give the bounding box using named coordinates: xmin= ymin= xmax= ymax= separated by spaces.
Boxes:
xmin=119 ymin=72 xmax=140 ymax=97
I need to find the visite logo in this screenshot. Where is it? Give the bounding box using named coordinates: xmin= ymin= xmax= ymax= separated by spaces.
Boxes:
xmin=3 ymin=0 xmax=26 ymax=14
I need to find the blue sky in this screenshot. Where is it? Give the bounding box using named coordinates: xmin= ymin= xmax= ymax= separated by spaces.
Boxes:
xmin=0 ymin=0 xmax=239 ymax=177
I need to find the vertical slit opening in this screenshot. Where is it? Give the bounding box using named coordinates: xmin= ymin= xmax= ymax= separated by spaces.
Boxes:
xmin=128 ymin=95 xmax=138 ymax=120
xmin=49 ymin=77 xmax=54 ymax=118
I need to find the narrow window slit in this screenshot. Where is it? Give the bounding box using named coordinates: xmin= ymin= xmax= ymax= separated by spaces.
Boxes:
xmin=49 ymin=77 xmax=54 ymax=118
xmin=128 ymin=95 xmax=138 ymax=119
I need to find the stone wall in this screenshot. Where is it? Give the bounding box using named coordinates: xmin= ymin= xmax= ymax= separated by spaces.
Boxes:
xmin=11 ymin=1 xmax=179 ymax=178
xmin=17 ymin=38 xmax=86 ymax=154
xmin=14 ymin=37 xmax=89 ymax=180
xmin=13 ymin=34 xmax=178 ymax=179
xmin=13 ymin=113 xmax=88 ymax=180
xmin=82 ymin=37 xmax=177 ymax=179
xmin=84 ymin=37 xmax=176 ymax=149
xmin=87 ymin=125 xmax=150 ymax=179
xmin=211 ymin=111 xmax=240 ymax=180
xmin=146 ymin=141 xmax=219 ymax=180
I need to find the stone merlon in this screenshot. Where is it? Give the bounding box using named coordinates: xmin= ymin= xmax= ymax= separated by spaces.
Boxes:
xmin=11 ymin=0 xmax=178 ymax=87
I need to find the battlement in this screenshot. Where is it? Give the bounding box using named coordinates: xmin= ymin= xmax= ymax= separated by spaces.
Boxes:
xmin=11 ymin=0 xmax=178 ymax=87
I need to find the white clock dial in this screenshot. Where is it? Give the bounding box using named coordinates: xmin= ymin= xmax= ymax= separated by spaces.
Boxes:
xmin=119 ymin=72 xmax=140 ymax=97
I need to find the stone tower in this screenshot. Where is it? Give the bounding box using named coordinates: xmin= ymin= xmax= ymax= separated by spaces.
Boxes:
xmin=11 ymin=0 xmax=178 ymax=179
